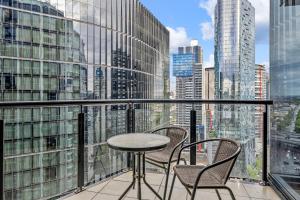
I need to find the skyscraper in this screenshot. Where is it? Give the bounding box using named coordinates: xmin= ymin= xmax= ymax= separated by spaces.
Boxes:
xmin=173 ymin=40 xmax=203 ymax=136
xmin=254 ymin=64 xmax=267 ymax=158
xmin=270 ymin=1 xmax=300 ymax=199
xmin=214 ymin=0 xmax=255 ymax=177
xmin=255 ymin=64 xmax=267 ymax=138
xmin=0 ymin=0 xmax=169 ymax=199
xmin=204 ymin=67 xmax=215 ymax=138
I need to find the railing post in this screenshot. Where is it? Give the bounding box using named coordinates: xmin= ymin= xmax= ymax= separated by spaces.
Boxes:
xmin=127 ymin=103 xmax=135 ymax=168
xmin=190 ymin=109 xmax=197 ymax=165
xmin=77 ymin=109 xmax=85 ymax=191
xmin=0 ymin=120 xmax=3 ymax=200
xmin=127 ymin=103 xmax=135 ymax=133
xmin=261 ymin=105 xmax=269 ymax=185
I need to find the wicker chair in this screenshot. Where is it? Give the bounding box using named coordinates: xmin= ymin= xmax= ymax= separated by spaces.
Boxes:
xmin=144 ymin=127 xmax=188 ymax=200
xmin=167 ymin=138 xmax=241 ymax=200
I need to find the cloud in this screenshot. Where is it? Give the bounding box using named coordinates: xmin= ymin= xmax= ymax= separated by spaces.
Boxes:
xmin=199 ymin=0 xmax=217 ymax=22
xmin=204 ymin=54 xmax=214 ymax=68
xmin=199 ymin=0 xmax=269 ymax=44
xmin=167 ymin=27 xmax=191 ymax=53
xmin=200 ymin=22 xmax=214 ymax=40
xmin=199 ymin=0 xmax=217 ymax=40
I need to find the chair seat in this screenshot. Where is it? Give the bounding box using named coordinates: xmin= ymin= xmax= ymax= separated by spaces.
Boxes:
xmin=174 ymin=165 xmax=223 ymax=188
xmin=146 ymin=150 xmax=178 ymax=164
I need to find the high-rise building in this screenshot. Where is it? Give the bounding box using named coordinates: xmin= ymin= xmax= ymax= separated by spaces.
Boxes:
xmin=254 ymin=64 xmax=267 ymax=156
xmin=173 ymin=40 xmax=203 ymax=137
xmin=204 ymin=67 xmax=217 ymax=162
xmin=204 ymin=67 xmax=215 ymax=138
xmin=255 ymin=65 xmax=267 ymax=101
xmin=214 ymin=0 xmax=255 ymax=177
xmin=0 ymin=0 xmax=169 ymax=199
xmin=270 ymin=1 xmax=300 ymax=199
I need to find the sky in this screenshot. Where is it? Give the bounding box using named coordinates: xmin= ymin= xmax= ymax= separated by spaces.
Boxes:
xmin=140 ymin=0 xmax=270 ymax=91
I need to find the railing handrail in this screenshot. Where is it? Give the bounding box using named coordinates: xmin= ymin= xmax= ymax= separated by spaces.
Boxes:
xmin=0 ymin=99 xmax=273 ymax=107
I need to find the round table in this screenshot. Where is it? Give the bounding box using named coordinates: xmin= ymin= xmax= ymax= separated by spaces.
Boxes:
xmin=107 ymin=133 xmax=170 ymax=200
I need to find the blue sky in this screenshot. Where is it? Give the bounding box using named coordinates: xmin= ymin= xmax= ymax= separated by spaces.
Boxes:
xmin=140 ymin=0 xmax=269 ymax=90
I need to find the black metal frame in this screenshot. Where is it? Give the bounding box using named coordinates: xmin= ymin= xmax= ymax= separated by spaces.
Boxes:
xmin=0 ymin=99 xmax=272 ymax=199
xmin=144 ymin=126 xmax=189 ymax=200
xmin=0 ymin=120 xmax=3 ymax=200
xmin=118 ymin=152 xmax=165 ymax=200
xmin=168 ymin=138 xmax=241 ymax=200
xmin=77 ymin=112 xmax=85 ymax=192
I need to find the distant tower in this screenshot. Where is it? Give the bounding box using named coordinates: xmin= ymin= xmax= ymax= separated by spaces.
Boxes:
xmin=215 ymin=0 xmax=256 ymax=176
xmin=173 ymin=41 xmax=203 ymax=138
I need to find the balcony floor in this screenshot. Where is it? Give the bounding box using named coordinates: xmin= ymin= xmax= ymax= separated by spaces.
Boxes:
xmin=61 ymin=172 xmax=281 ymax=200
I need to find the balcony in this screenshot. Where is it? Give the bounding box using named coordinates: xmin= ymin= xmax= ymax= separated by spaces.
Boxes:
xmin=62 ymin=172 xmax=280 ymax=200
xmin=0 ymin=99 xmax=280 ymax=200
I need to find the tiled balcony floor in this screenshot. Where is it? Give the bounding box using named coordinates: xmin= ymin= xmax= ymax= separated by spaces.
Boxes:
xmin=61 ymin=172 xmax=281 ymax=200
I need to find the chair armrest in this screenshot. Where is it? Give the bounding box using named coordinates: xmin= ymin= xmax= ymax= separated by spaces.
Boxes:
xmin=176 ymin=138 xmax=223 ymax=164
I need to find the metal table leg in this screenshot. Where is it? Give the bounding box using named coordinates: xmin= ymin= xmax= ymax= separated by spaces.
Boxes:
xmin=119 ymin=153 xmax=136 ymax=200
xmin=142 ymin=154 xmax=163 ymax=200
xmin=119 ymin=152 xmax=163 ymax=200
xmin=137 ymin=152 xmax=142 ymax=199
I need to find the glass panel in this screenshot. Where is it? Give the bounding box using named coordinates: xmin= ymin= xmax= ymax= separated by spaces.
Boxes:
xmin=270 ymin=0 xmax=300 ymax=199
xmin=0 ymin=1 xmax=170 ymax=199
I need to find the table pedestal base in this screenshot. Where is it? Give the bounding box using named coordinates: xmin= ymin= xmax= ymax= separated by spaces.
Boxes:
xmin=119 ymin=152 xmax=162 ymax=200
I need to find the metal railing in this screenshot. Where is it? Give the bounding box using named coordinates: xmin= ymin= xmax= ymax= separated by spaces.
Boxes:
xmin=0 ymin=99 xmax=273 ymax=200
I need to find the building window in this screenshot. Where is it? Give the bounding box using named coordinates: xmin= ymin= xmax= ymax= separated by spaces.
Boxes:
xmin=4 ymin=75 xmax=16 ymax=89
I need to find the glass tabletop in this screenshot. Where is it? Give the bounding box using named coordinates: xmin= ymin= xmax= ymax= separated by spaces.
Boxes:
xmin=107 ymin=133 xmax=170 ymax=152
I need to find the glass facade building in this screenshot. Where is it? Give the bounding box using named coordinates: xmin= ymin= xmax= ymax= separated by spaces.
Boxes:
xmin=270 ymin=0 xmax=300 ymax=199
xmin=173 ymin=43 xmax=203 ymax=137
xmin=0 ymin=0 xmax=169 ymax=199
xmin=173 ymin=54 xmax=194 ymax=77
xmin=214 ymin=0 xmax=256 ymax=177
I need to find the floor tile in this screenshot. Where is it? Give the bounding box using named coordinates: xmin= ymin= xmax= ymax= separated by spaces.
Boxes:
xmin=243 ymin=183 xmax=281 ymax=200
xmin=215 ymin=180 xmax=249 ymax=197
xmin=62 ymin=172 xmax=282 ymax=200
xmin=114 ymin=172 xmax=133 ymax=182
xmin=63 ymin=191 xmax=97 ymax=200
xmin=87 ymin=181 xmax=109 ymax=193
xmin=143 ymin=173 xmax=165 ymax=186
xmin=126 ymin=184 xmax=160 ymax=200
xmin=100 ymin=180 xmax=133 ymax=196
xmin=93 ymin=193 xmax=120 ymax=200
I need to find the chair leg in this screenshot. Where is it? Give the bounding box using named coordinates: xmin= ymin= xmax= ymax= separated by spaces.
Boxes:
xmin=224 ymin=186 xmax=236 ymax=200
xmin=181 ymin=158 xmax=187 ymax=165
xmin=190 ymin=187 xmax=197 ymax=200
xmin=167 ymin=174 xmax=176 ymax=200
xmin=215 ymin=189 xmax=222 ymax=200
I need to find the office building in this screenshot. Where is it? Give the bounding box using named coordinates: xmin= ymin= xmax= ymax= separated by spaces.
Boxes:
xmin=255 ymin=64 xmax=267 ymax=137
xmin=0 ymin=0 xmax=169 ymax=199
xmin=214 ymin=0 xmax=256 ymax=177
xmin=254 ymin=64 xmax=267 ymax=157
xmin=270 ymin=0 xmax=300 ymax=199
xmin=173 ymin=40 xmax=203 ymax=137
xmin=204 ymin=67 xmax=215 ymax=138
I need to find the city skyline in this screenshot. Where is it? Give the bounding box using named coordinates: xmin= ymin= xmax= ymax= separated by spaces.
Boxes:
xmin=140 ymin=0 xmax=269 ymax=91
xmin=0 ymin=0 xmax=299 ymax=200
